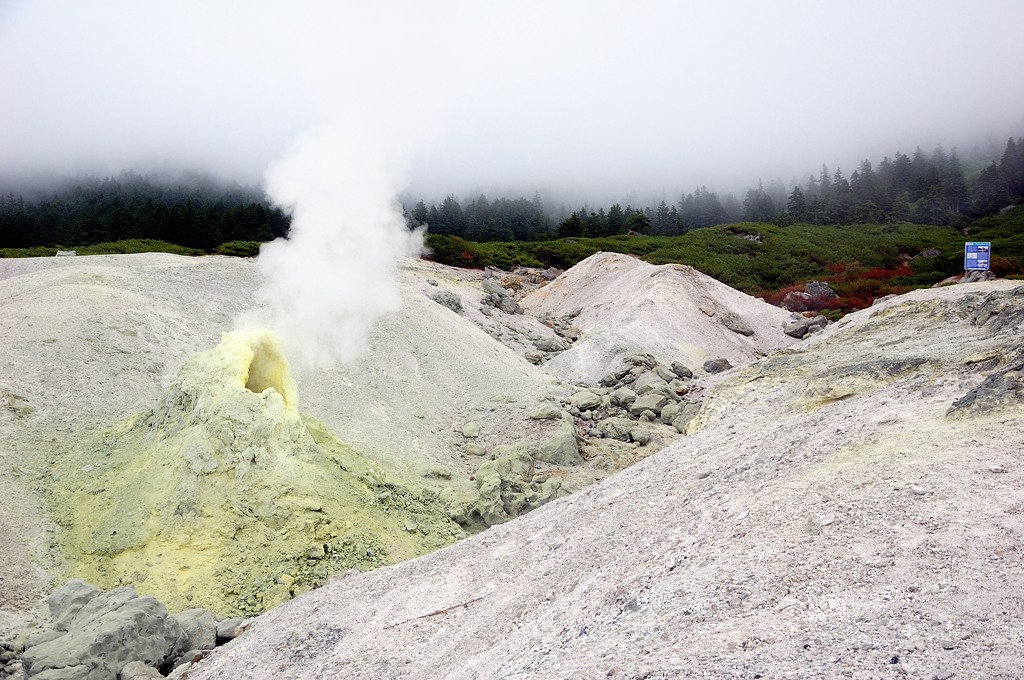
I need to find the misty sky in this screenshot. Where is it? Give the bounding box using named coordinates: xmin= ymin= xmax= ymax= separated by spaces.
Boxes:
xmin=2 ymin=1 xmax=1023 ymax=204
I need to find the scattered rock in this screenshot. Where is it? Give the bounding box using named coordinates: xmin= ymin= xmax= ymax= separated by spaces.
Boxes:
xmin=170 ymin=608 xmax=217 ymax=652
xmin=670 ymin=361 xmax=693 ymax=379
xmin=530 ymin=402 xmax=563 ymax=420
xmin=782 ymin=281 xmax=838 ymax=312
xmin=632 ymin=372 xmax=670 ymax=397
xmin=121 ymin=661 xmax=164 ymax=679
xmin=569 ymin=390 xmax=602 ymax=412
xmin=670 ymin=403 xmax=701 ymax=433
xmin=463 ymin=447 xmax=563 ymax=527
xmin=497 ymin=297 xmax=523 ymax=315
xmin=462 ymin=422 xmax=481 ymax=438
xmin=719 ymin=311 xmax=755 ymax=336
xmin=610 ymin=387 xmax=638 ymax=408
xmin=482 ymin=279 xmax=509 ymax=298
xmin=535 ymin=337 xmax=569 ymax=353
xmin=214 ymin=618 xmax=249 ymax=642
xmin=702 ymin=358 xmax=733 ymax=374
xmin=784 ymin=314 xmax=829 ymax=339
xmin=429 ymin=290 xmax=462 ymax=314
xmin=629 ymin=394 xmax=668 ymax=417
xmin=629 ymin=428 xmax=651 ymax=445
xmin=660 ymin=402 xmax=681 ymax=424
xmin=597 ymin=417 xmax=635 ymax=441
xmin=534 ymin=414 xmax=583 ymax=466
xmin=465 ymin=443 xmax=488 ymax=457
xmin=22 ymin=581 xmax=187 ymax=680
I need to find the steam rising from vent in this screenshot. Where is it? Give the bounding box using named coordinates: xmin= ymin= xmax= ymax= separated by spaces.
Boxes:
xmin=236 ymin=124 xmax=425 ymax=371
xmin=231 ymin=4 xmax=458 ymax=372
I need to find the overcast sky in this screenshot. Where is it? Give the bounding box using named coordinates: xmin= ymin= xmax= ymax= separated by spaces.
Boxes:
xmin=2 ymin=1 xmax=1023 ymax=204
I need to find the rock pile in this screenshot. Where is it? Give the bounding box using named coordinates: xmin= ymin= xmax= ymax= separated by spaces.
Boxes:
xmin=526 ymin=309 xmax=583 ymax=364
xmin=580 ymin=352 xmax=702 ymax=438
xmin=455 ymin=443 xmax=568 ymax=528
xmin=479 ymin=278 xmax=523 ymax=315
xmin=454 ymin=351 xmax=704 ymax=530
xmin=783 ymin=312 xmax=830 ymax=338
xmin=13 ymin=579 xmax=249 ymax=680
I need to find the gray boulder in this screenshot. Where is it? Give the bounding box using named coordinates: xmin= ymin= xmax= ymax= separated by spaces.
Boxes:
xmin=482 ymin=279 xmax=509 ymax=298
xmin=668 ymin=379 xmax=689 ymax=395
xmin=464 ymin=446 xmax=564 ymax=527
xmin=718 ymin=311 xmax=755 ymax=336
xmin=48 ymin=580 xmax=101 ymax=633
xmin=660 ymin=402 xmax=682 ymax=424
xmin=653 ymin=365 xmax=676 ymax=382
xmin=610 ymin=387 xmax=637 ymax=408
xmin=534 ymin=414 xmax=582 ymax=465
xmin=121 ymin=661 xmax=164 ymax=679
xmin=534 ymin=337 xmax=568 ymax=353
xmin=215 ymin=618 xmax=249 ymax=642
xmin=23 ymin=582 xmax=186 ymax=680
xmin=629 ymin=393 xmax=668 ymax=416
xmin=806 ymin=281 xmax=839 ymax=300
xmin=597 ymin=416 xmax=634 ymax=440
xmin=632 ymin=372 xmax=669 ymax=396
xmin=497 ymin=297 xmax=523 ymax=315
xmin=529 ymin=402 xmax=562 ymax=420
xmin=703 ymin=358 xmax=733 ymax=374
xmin=670 ymin=402 xmax=702 ymax=433
xmin=624 ymin=353 xmax=657 ymax=369
xmin=629 ymin=428 xmax=651 ymax=445
xmin=670 ymin=361 xmax=693 ymax=379
xmin=569 ymin=389 xmax=601 ymax=411
xmin=784 ymin=314 xmax=829 ymax=339
xmin=169 ymin=608 xmax=217 ymax=652
xmin=429 ymin=290 xmax=462 ymax=314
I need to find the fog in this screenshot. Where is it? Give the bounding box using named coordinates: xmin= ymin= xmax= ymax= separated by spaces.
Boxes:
xmin=2 ymin=1 xmax=1023 ymax=204
xmin=3 ymin=1 xmax=1023 ymax=369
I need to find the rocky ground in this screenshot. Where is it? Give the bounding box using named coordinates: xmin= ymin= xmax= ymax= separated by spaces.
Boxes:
xmin=1 ymin=252 xmax=1022 ymax=678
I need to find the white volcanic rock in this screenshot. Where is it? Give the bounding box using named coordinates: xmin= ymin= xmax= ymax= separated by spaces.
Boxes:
xmin=521 ymin=252 xmax=797 ymax=383
xmin=187 ymin=280 xmax=1024 ymax=680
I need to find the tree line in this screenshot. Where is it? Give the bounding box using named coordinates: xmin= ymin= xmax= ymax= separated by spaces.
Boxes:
xmin=0 ymin=172 xmax=290 ymax=250
xmin=2 ymin=136 xmax=1021 ymax=251
xmin=409 ymin=136 xmax=1024 ymax=240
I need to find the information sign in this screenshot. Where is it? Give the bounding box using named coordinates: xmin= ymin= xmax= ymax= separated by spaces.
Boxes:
xmin=964 ymin=242 xmax=991 ymax=271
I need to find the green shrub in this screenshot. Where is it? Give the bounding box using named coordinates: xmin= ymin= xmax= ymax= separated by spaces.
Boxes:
xmin=1 ymin=239 xmax=204 ymax=258
xmin=215 ymin=240 xmax=264 ymax=257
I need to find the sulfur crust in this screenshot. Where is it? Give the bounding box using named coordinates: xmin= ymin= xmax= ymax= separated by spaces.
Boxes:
xmin=46 ymin=329 xmax=465 ymax=616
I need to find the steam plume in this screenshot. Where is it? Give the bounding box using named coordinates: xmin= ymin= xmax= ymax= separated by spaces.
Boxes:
xmin=236 ymin=123 xmax=424 ymax=371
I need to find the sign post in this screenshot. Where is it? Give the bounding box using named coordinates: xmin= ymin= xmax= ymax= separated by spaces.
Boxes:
xmin=964 ymin=242 xmax=991 ymax=272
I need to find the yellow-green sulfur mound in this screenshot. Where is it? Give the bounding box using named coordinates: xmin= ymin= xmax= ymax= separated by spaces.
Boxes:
xmin=47 ymin=330 xmax=465 ymax=616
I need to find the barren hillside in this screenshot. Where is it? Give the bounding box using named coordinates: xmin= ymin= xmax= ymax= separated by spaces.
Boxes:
xmin=2 ymin=253 xmax=1021 ymax=679
xmin=188 ymin=280 xmax=1024 ymax=679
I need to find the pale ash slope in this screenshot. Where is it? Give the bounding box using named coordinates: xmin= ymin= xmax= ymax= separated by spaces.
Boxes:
xmin=0 ymin=253 xmax=564 ymax=483
xmin=191 ymin=281 xmax=1024 ymax=680
xmin=521 ymin=252 xmax=796 ymax=383
xmin=0 ymin=254 xmax=565 ymax=631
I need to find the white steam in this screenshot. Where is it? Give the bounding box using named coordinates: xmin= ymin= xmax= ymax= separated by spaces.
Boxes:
xmin=230 ymin=4 xmax=466 ymax=372
xmin=236 ymin=124 xmax=424 ymax=370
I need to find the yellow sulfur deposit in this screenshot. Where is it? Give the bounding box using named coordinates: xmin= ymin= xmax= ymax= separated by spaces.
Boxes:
xmin=47 ymin=329 xmax=465 ymax=615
